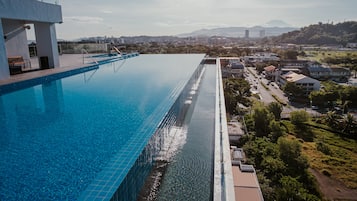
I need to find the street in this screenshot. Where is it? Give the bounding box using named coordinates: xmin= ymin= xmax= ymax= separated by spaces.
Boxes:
xmin=245 ymin=67 xmax=321 ymax=118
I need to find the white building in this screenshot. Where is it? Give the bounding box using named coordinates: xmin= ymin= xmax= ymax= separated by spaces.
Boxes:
xmin=280 ymin=72 xmax=320 ymax=95
xmin=0 ymin=0 xmax=62 ymax=80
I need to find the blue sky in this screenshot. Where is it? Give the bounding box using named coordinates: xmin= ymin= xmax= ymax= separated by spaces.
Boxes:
xmin=50 ymin=0 xmax=357 ymax=40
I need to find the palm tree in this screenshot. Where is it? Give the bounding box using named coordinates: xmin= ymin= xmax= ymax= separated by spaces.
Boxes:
xmin=324 ymin=111 xmax=338 ymax=128
xmin=342 ymin=113 xmax=356 ymax=135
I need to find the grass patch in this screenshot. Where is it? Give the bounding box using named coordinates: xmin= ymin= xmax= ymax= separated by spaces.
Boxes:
xmin=301 ymin=50 xmax=357 ymax=63
xmin=272 ymin=94 xmax=287 ymax=106
xmin=261 ymin=81 xmax=270 ymax=91
xmin=283 ymin=120 xmax=357 ymax=188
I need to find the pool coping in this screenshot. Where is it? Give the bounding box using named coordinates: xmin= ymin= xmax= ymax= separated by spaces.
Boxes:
xmin=213 ymin=58 xmax=236 ymax=201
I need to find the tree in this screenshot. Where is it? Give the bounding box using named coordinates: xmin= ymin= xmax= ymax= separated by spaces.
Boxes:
xmin=283 ymin=82 xmax=304 ymax=98
xmin=267 ymin=102 xmax=283 ymax=121
xmin=323 ymin=111 xmax=339 ymax=128
xmin=269 ymin=120 xmax=284 ymax=142
xmin=342 ymin=113 xmax=357 ymax=135
xmin=290 ymin=110 xmax=310 ymax=125
xmin=278 ymin=138 xmax=309 ymax=176
xmin=290 ymin=110 xmax=312 ymax=140
xmin=252 ymin=106 xmax=274 ymax=137
xmin=282 ymin=50 xmax=299 ymax=60
xmin=277 ymin=176 xmax=307 ymax=201
xmin=223 ymin=78 xmax=252 ymax=114
xmin=276 ymin=176 xmax=319 ymax=201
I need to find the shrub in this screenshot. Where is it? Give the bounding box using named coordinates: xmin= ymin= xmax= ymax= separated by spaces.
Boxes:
xmin=322 ymin=169 xmax=332 ymax=177
xmin=316 ymin=142 xmax=332 ymax=155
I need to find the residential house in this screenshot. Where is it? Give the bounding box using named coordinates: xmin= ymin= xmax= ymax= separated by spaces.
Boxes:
xmin=263 ymin=65 xmax=276 ymax=80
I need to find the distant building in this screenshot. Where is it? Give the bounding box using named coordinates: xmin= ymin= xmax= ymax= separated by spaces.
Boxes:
xmin=243 ymin=52 xmax=280 ymax=63
xmin=305 ymin=62 xmax=351 ymax=82
xmin=330 ymin=67 xmax=351 ymax=82
xmin=259 ymin=30 xmax=265 ymax=38
xmin=245 ymin=30 xmax=249 ymax=39
xmin=347 ymin=43 xmax=357 ymax=48
xmin=306 ymin=64 xmax=331 ymax=80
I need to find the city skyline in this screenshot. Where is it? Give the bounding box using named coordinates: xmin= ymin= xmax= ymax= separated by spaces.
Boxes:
xmin=39 ymin=0 xmax=357 ymax=40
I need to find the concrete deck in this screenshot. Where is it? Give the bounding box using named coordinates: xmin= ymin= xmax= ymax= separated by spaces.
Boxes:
xmin=0 ymin=54 xmax=100 ymax=86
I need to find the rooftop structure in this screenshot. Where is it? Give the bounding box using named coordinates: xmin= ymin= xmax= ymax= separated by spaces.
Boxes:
xmin=0 ymin=0 xmax=62 ymax=80
xmin=230 ymin=147 xmax=264 ymax=201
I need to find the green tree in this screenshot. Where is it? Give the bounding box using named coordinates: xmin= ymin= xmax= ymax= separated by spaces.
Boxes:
xmin=323 ymin=111 xmax=339 ymax=128
xmin=278 ymin=138 xmax=309 ymax=176
xmin=282 ymin=50 xmax=299 ymax=60
xmin=290 ymin=110 xmax=310 ymax=126
xmin=283 ymin=82 xmax=304 ymax=98
xmin=223 ymin=78 xmax=252 ymax=114
xmin=269 ymin=120 xmax=285 ymax=142
xmin=290 ymin=110 xmax=313 ymax=140
xmin=277 ymin=176 xmax=307 ymax=201
xmin=252 ymin=106 xmax=274 ymax=137
xmin=342 ymin=113 xmax=357 ymax=135
xmin=267 ymin=102 xmax=283 ymax=121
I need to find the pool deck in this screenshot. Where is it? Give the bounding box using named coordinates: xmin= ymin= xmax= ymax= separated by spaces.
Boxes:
xmin=0 ymin=54 xmax=101 ymax=87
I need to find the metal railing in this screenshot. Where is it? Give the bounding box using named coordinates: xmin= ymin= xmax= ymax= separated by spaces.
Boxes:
xmin=81 ymin=49 xmax=98 ymax=65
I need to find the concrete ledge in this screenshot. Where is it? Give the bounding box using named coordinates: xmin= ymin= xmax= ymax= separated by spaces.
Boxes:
xmin=0 ymin=0 xmax=62 ymax=23
xmin=214 ymin=58 xmax=235 ymax=201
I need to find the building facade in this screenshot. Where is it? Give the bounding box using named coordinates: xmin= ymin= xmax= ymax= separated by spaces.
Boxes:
xmin=0 ymin=0 xmax=62 ymax=80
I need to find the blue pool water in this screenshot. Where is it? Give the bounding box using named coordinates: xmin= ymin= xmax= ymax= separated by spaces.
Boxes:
xmin=0 ymin=54 xmax=205 ymax=200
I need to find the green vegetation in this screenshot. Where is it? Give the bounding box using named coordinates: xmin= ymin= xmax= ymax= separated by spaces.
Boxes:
xmin=223 ymin=78 xmax=251 ymax=115
xmin=301 ymin=50 xmax=357 ymax=75
xmin=283 ymin=82 xmax=304 ymax=98
xmin=309 ymin=81 xmax=357 ymax=108
xmin=271 ymin=94 xmax=287 ymax=106
xmin=238 ymin=101 xmax=357 ymax=200
xmin=240 ymin=104 xmax=320 ymax=200
xmin=296 ymin=120 xmax=357 ymax=189
xmin=274 ymin=21 xmax=357 ymax=46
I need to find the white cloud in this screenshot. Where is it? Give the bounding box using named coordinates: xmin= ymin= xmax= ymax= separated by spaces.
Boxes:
xmin=101 ymin=10 xmax=113 ymax=14
xmin=64 ymin=16 xmax=104 ymax=24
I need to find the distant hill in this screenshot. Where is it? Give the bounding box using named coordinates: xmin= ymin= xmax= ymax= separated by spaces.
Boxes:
xmin=273 ymin=21 xmax=357 ymax=45
xmin=178 ymin=26 xmax=298 ymax=38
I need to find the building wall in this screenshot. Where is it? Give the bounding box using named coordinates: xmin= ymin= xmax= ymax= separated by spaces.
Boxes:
xmin=0 ymin=20 xmax=10 ymax=80
xmin=2 ymin=19 xmax=30 ymax=61
xmin=0 ymin=0 xmax=62 ymax=80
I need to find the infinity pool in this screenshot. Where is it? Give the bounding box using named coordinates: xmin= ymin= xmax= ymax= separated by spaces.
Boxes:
xmin=0 ymin=54 xmax=205 ymax=200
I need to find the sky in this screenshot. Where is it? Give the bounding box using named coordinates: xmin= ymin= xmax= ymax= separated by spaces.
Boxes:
xmin=43 ymin=0 xmax=357 ymax=40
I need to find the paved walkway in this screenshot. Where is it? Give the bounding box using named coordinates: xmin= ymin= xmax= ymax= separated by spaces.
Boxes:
xmin=0 ymin=54 xmax=98 ymax=86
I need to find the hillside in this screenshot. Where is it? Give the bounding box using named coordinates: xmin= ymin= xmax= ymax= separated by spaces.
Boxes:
xmin=274 ymin=21 xmax=357 ymax=45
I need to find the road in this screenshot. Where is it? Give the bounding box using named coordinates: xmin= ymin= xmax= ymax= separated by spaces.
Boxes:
xmin=245 ymin=67 xmax=321 ymax=118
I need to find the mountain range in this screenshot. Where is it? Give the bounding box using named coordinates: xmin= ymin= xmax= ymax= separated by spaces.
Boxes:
xmin=178 ymin=26 xmax=298 ymax=38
